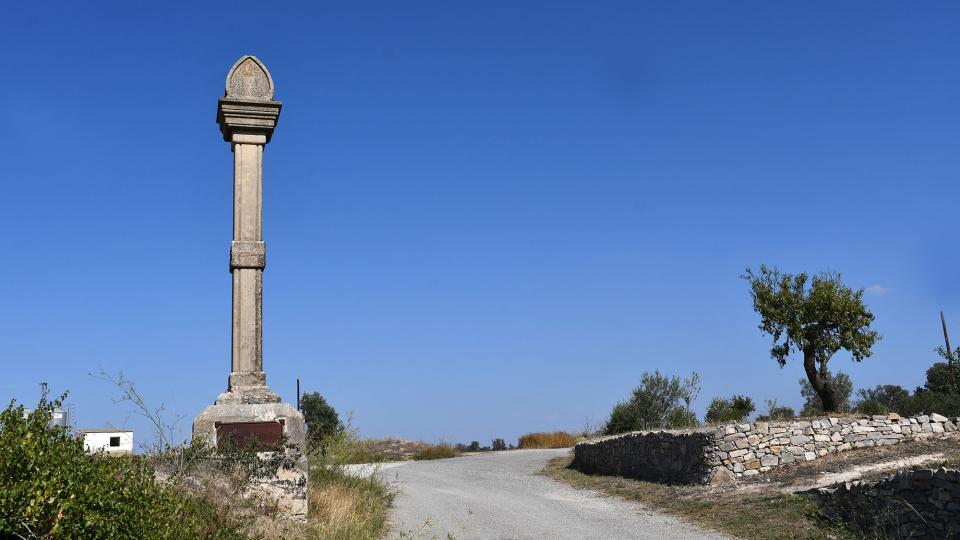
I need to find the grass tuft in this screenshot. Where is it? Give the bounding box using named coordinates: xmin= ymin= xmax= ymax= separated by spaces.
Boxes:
xmin=411 ymin=443 xmax=461 ymax=461
xmin=517 ymin=431 xmax=581 ymax=449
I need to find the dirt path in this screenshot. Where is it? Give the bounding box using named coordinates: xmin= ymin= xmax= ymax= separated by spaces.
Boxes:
xmin=369 ymin=449 xmax=728 ymax=540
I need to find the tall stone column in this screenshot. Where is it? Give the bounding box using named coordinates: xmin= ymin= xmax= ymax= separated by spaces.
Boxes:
xmin=215 ymin=55 xmax=281 ymax=404
xmin=193 ymin=56 xmax=307 ymax=521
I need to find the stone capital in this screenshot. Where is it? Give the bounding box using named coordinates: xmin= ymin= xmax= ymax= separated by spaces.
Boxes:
xmin=217 ymin=98 xmax=282 ymax=143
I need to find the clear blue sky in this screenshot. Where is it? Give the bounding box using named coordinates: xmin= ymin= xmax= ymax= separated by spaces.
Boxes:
xmin=2 ymin=2 xmax=958 ymax=447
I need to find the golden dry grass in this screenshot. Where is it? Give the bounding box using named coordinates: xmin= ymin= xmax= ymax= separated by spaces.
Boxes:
xmin=306 ymin=468 xmax=394 ymax=540
xmin=411 ymin=442 xmax=460 ymax=460
xmin=517 ymin=431 xmax=581 ymax=449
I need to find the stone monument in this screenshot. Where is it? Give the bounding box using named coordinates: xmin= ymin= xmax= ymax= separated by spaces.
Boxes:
xmin=192 ymin=55 xmax=307 ymax=521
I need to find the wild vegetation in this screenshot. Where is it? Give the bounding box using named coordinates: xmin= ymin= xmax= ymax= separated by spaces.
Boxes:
xmin=704 ymin=394 xmax=756 ymax=425
xmin=3 ymin=375 xmax=397 ymax=540
xmin=517 ymin=431 xmax=581 ymax=449
xmin=594 ymin=267 xmax=959 ymax=435
xmin=604 ymin=370 xmax=701 ymax=434
xmin=0 ymin=395 xmax=249 ymax=539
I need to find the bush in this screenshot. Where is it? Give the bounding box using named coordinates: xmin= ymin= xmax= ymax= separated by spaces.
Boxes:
xmin=853 ymin=385 xmax=910 ymax=415
xmin=0 ymin=396 xmax=248 ymax=539
xmin=517 ymin=431 xmax=580 ymax=449
xmin=704 ymin=395 xmax=756 ymax=424
xmin=603 ymin=370 xmax=700 ymax=434
xmin=897 ymin=391 xmax=960 ymax=418
xmin=411 ymin=443 xmax=460 ymax=461
xmin=491 ymin=438 xmax=507 ymax=451
xmin=756 ymin=399 xmax=795 ymax=421
xmin=301 ymin=391 xmax=343 ymax=446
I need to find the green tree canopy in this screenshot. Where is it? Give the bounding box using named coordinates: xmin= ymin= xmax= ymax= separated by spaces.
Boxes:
xmin=742 ymin=266 xmax=880 ymax=412
xmin=300 ymin=392 xmax=342 ymax=445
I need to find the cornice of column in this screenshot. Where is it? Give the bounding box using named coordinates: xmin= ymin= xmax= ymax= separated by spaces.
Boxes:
xmin=217 ymin=98 xmax=282 ymax=143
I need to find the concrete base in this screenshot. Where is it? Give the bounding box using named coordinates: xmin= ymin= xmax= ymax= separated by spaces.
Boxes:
xmin=193 ymin=400 xmax=309 ymax=522
xmin=193 ymin=400 xmax=306 ymax=450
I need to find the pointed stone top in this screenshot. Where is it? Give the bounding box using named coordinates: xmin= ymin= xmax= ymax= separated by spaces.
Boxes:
xmin=225 ymin=55 xmax=275 ymax=101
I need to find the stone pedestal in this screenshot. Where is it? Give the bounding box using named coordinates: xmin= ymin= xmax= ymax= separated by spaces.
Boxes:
xmin=192 ymin=55 xmax=307 ymax=522
xmin=193 ymin=402 xmax=308 ymax=521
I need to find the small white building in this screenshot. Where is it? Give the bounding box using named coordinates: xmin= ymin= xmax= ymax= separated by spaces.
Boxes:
xmin=77 ymin=428 xmax=134 ymax=455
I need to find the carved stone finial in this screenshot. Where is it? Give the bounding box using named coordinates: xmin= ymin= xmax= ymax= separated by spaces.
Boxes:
xmin=225 ymin=55 xmax=275 ymax=101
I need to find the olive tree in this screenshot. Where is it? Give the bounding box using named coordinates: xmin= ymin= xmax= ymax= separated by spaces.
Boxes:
xmin=742 ymin=266 xmax=880 ymax=413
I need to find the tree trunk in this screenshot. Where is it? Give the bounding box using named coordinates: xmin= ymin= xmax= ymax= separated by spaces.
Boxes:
xmin=803 ymin=349 xmax=840 ymax=413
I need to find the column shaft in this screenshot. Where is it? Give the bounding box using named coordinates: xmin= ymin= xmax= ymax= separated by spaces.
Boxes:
xmin=231 ymin=140 xmax=266 ymax=383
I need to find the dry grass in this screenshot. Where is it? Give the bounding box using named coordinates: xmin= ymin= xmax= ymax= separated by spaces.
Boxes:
xmin=517 ymin=431 xmax=581 ymax=449
xmin=306 ymin=467 xmax=393 ymax=540
xmin=544 ymin=455 xmax=857 ymax=540
xmin=411 ymin=442 xmax=461 ymax=461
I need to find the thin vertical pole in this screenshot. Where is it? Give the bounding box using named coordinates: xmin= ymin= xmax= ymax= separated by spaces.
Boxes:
xmin=942 ymin=311 xmax=958 ymax=393
xmin=296 ymin=378 xmax=301 ymax=411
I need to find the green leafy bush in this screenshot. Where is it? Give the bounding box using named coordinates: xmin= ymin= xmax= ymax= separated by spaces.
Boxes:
xmin=301 ymin=391 xmax=343 ymax=447
xmin=853 ymin=385 xmax=910 ymax=415
xmin=0 ymin=395 xmax=248 ymax=540
xmin=604 ymin=370 xmax=700 ymax=434
xmin=704 ymin=395 xmax=756 ymax=424
xmin=756 ymin=399 xmax=795 ymax=421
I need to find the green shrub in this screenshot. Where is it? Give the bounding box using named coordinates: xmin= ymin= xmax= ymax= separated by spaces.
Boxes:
xmin=492 ymin=438 xmax=507 ymax=451
xmin=756 ymin=399 xmax=795 ymax=421
xmin=301 ymin=391 xmax=343 ymax=447
xmin=897 ymin=391 xmax=960 ymax=418
xmin=853 ymin=385 xmax=910 ymax=415
xmin=0 ymin=395 xmax=248 ymax=540
xmin=665 ymin=407 xmax=699 ymax=428
xmin=411 ymin=443 xmax=459 ymax=460
xmin=604 ymin=370 xmax=700 ymax=434
xmin=704 ymin=395 xmax=756 ymax=424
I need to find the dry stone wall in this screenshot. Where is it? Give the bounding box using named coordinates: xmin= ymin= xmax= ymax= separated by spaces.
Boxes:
xmin=816 ymin=467 xmax=960 ymax=538
xmin=572 ymin=430 xmax=716 ymax=484
xmin=573 ymin=413 xmax=959 ymax=484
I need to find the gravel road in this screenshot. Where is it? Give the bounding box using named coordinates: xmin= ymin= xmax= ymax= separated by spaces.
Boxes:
xmin=366 ymin=448 xmax=727 ymax=540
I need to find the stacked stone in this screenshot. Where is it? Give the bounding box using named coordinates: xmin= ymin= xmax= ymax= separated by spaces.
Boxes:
xmin=712 ymin=413 xmax=958 ymax=479
xmin=573 ymin=430 xmax=716 ymax=484
xmin=816 ymin=467 xmax=960 ymax=537
xmin=573 ymin=413 xmax=959 ymax=485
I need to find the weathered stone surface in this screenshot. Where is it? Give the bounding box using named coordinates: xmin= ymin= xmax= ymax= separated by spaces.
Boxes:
xmin=817 ymin=468 xmax=960 ymax=536
xmin=573 ymin=413 xmax=958 ymax=485
xmin=226 ymin=56 xmax=275 ymax=101
xmin=709 ymin=466 xmax=736 ymax=484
